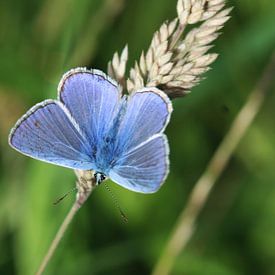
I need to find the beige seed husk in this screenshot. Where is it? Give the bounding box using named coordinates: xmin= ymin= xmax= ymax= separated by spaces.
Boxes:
xmin=108 ymin=0 xmax=231 ymax=99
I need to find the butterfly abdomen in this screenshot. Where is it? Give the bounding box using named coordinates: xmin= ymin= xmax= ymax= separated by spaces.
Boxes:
xmin=93 ymin=96 xmax=128 ymax=171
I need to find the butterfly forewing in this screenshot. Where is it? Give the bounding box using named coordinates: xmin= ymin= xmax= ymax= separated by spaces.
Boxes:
xmin=109 ymin=134 xmax=169 ymax=193
xmin=9 ymin=100 xmax=94 ymax=170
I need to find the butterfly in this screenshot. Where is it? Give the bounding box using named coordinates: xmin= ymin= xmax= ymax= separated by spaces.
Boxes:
xmin=8 ymin=68 xmax=172 ymax=193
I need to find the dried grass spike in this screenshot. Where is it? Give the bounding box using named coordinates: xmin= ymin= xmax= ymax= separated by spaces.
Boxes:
xmin=122 ymin=0 xmax=231 ymax=98
xmin=107 ymin=45 xmax=128 ymax=89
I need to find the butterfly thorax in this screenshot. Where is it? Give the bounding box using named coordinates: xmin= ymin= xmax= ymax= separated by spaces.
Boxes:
xmin=92 ymin=96 xmax=128 ymax=173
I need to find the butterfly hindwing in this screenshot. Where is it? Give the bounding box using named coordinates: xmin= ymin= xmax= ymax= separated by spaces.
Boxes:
xmin=58 ymin=68 xmax=121 ymax=145
xmin=115 ymin=88 xmax=172 ymax=155
xmin=109 ymin=134 xmax=169 ymax=193
xmin=9 ymin=100 xmax=94 ymax=170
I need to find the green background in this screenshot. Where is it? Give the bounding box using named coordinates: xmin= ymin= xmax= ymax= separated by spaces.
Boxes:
xmin=0 ymin=0 xmax=275 ymax=274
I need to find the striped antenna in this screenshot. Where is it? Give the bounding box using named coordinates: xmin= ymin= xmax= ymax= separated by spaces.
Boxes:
xmin=103 ymin=182 xmax=128 ymax=223
xmin=53 ymin=187 xmax=77 ymax=205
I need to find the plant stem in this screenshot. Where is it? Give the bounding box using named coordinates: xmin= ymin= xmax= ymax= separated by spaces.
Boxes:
xmin=36 ymin=170 xmax=95 ymax=275
xmin=152 ymin=52 xmax=275 ymax=275
xmin=35 ymin=202 xmax=80 ymax=275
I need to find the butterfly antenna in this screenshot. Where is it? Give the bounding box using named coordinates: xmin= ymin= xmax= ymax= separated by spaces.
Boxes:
xmin=103 ymin=182 xmax=128 ymax=223
xmin=53 ymin=187 xmax=77 ymax=205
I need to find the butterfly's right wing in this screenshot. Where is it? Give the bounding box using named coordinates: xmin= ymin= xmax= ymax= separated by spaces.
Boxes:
xmin=9 ymin=100 xmax=94 ymax=170
xmin=58 ymin=68 xmax=121 ymax=145
xmin=10 ymin=68 xmax=122 ymax=170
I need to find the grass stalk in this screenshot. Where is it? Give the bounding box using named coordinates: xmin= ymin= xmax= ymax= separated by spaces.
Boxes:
xmin=36 ymin=171 xmax=95 ymax=275
xmin=35 ymin=201 xmax=80 ymax=275
xmin=152 ymin=51 xmax=275 ymax=275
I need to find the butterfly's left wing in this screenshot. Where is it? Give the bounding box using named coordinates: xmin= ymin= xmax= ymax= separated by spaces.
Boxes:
xmin=109 ymin=134 xmax=169 ymax=193
xmin=109 ymin=88 xmax=172 ymax=193
xmin=115 ymin=87 xmax=172 ymax=154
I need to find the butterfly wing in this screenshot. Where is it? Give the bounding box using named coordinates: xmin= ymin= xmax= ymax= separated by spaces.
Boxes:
xmin=58 ymin=68 xmax=121 ymax=145
xmin=109 ymin=134 xmax=169 ymax=193
xmin=115 ymin=87 xmax=172 ymax=155
xmin=109 ymin=88 xmax=172 ymax=193
xmin=9 ymin=100 xmax=94 ymax=170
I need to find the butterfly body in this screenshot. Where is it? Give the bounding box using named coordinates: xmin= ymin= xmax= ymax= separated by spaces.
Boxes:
xmin=9 ymin=68 xmax=172 ymax=193
xmin=93 ymin=95 xmax=128 ymax=173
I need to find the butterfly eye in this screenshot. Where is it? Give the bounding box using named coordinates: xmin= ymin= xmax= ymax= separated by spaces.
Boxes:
xmin=94 ymin=172 xmax=106 ymax=185
xmin=100 ymin=174 xmax=106 ymax=182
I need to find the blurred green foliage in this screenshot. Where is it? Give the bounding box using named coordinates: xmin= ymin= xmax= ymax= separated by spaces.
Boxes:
xmin=0 ymin=0 xmax=275 ymax=274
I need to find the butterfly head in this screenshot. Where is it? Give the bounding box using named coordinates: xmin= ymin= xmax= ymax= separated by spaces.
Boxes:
xmin=94 ymin=172 xmax=106 ymax=186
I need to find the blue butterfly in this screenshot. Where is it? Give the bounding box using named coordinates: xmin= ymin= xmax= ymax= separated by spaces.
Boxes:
xmin=9 ymin=68 xmax=172 ymax=193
